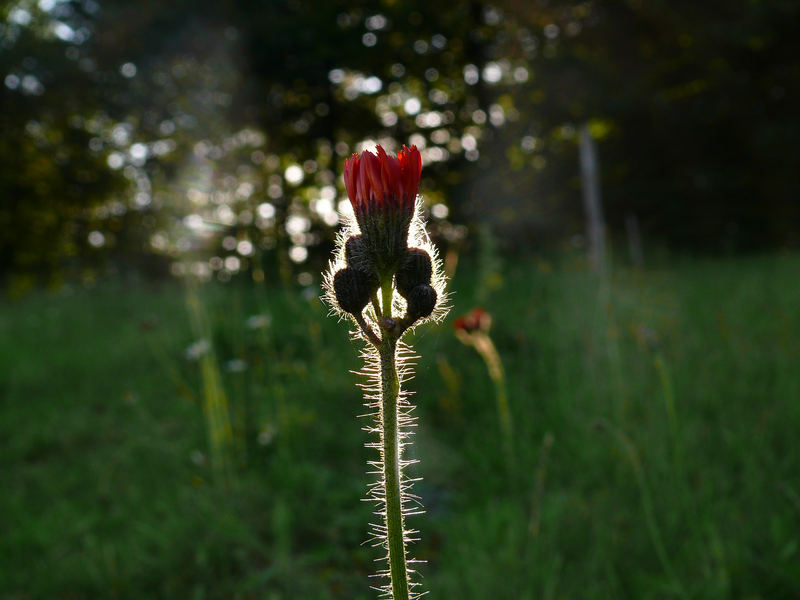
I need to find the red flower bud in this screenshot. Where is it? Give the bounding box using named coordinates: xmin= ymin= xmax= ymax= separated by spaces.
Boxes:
xmin=343 ymin=145 xmax=422 ymax=274
xmin=344 ymin=145 xmax=421 ymax=220
xmin=453 ymin=307 xmax=492 ymax=333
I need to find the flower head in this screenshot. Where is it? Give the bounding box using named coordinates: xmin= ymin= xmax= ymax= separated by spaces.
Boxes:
xmin=344 ymin=144 xmax=421 ymax=221
xmin=325 ymin=141 xmax=446 ymax=334
xmin=453 ymin=307 xmax=492 ymax=335
xmin=343 ymin=145 xmax=422 ymax=274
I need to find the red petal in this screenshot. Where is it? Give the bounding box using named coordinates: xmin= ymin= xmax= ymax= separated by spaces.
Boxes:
xmin=399 ymin=145 xmax=422 ymax=208
xmin=344 ymin=143 xmax=423 ymax=216
xmin=364 ymin=150 xmax=384 ymax=205
xmin=344 ymin=153 xmax=359 ymax=207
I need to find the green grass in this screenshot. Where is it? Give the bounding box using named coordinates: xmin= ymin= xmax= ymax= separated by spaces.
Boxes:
xmin=2 ymin=254 xmax=799 ymax=598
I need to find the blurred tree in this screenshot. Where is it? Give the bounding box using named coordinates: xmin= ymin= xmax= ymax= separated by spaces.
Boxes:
xmin=2 ymin=0 xmax=799 ymax=290
xmin=502 ymin=0 xmax=800 ymax=250
xmin=1 ymin=0 xmax=126 ymax=291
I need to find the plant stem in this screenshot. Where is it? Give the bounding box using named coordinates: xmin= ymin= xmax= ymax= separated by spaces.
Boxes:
xmin=474 ymin=334 xmax=513 ymax=462
xmin=381 ymin=280 xmax=393 ymax=320
xmin=379 ymin=282 xmax=410 ymax=600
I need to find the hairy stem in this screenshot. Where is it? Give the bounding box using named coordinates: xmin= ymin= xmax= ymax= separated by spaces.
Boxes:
xmin=379 ymin=282 xmax=410 ymax=600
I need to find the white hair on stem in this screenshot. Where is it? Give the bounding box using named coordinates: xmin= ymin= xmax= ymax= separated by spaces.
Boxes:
xmin=322 ymin=196 xmax=450 ymax=333
xmin=355 ymin=341 xmax=428 ymax=599
xmin=322 ymin=195 xmax=447 ymax=598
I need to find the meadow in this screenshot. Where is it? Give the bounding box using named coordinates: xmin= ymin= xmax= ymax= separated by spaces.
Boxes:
xmin=2 ymin=253 xmax=799 ymax=599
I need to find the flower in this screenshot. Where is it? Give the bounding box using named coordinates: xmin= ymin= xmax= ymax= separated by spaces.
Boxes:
xmin=343 ymin=145 xmax=422 ymax=274
xmin=344 ymin=145 xmax=421 ymax=221
xmin=453 ymin=307 xmax=492 ymax=335
xmin=184 ymin=338 xmax=211 ymax=361
xmin=327 ymin=142 xmax=441 ymax=329
xmin=245 ymin=314 xmax=271 ymax=330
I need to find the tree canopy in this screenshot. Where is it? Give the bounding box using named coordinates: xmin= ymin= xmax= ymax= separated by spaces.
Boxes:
xmin=2 ymin=0 xmax=798 ymax=289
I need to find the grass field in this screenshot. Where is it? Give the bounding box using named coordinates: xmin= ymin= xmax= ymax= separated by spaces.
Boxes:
xmin=2 ymin=253 xmax=799 ymax=599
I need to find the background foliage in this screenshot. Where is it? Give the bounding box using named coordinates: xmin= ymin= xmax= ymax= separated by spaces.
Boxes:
xmin=3 ymin=254 xmax=800 ymax=598
xmin=3 ymin=0 xmax=799 ymax=291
